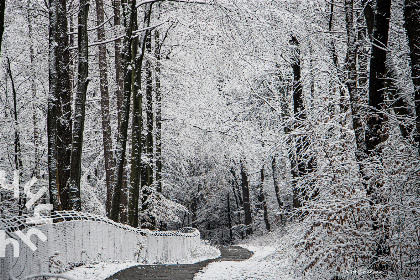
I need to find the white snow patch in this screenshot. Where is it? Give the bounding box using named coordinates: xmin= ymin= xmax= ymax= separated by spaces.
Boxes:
xmin=194 ymin=226 xmax=302 ymax=280
xmin=63 ymin=261 xmax=139 ymax=280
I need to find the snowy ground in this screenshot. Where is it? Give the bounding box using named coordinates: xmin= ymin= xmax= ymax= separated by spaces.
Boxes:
xmin=64 ymin=226 xmax=302 ymax=280
xmin=63 ymin=241 xmax=220 ymax=280
xmin=194 ymin=227 xmax=301 ymax=280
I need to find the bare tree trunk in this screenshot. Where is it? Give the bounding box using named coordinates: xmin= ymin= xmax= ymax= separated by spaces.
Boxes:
xmin=227 ymin=192 xmax=233 ymax=242
xmin=48 ymin=0 xmax=72 ymax=211
xmin=145 ymin=33 xmax=154 ymax=188
xmin=271 ymin=154 xmax=283 ymax=209
xmin=114 ymin=0 xmax=123 ymax=127
xmin=0 ymin=0 xmax=5 ymax=56
xmin=240 ymin=159 xmax=252 ymax=235
xmin=366 ymin=0 xmax=392 ymax=270
xmin=258 ymin=166 xmax=270 ymax=231
xmin=48 ymin=0 xmax=59 ymax=210
xmin=27 ymin=0 xmax=39 ymax=178
xmin=328 ymin=0 xmax=338 ymax=68
xmin=68 ymin=0 xmax=90 ymax=211
xmin=365 ymin=0 xmax=391 ymax=154
xmin=155 ymin=28 xmax=162 ymax=193
xmin=345 ymin=0 xmax=366 ymax=163
xmin=127 ymin=3 xmax=152 ymax=227
xmin=95 ymin=0 xmax=115 ymax=216
xmin=6 ymin=58 xmax=24 ymax=215
xmin=404 ymin=0 xmax=420 ymax=152
xmin=110 ymin=0 xmax=137 ymax=222
xmin=56 ymin=0 xmax=72 ymax=210
xmin=290 ymin=36 xmax=317 ymax=208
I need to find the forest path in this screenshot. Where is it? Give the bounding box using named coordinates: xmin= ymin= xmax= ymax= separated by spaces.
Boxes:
xmin=106 ymin=246 xmax=253 ymax=280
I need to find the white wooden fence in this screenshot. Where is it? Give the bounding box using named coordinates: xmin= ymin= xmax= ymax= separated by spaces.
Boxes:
xmin=0 ymin=211 xmax=200 ymax=279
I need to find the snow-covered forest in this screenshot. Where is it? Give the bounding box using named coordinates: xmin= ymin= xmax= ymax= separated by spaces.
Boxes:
xmin=1 ymin=0 xmax=420 ymax=279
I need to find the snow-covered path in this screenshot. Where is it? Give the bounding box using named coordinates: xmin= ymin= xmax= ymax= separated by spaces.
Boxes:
xmin=194 ymin=244 xmax=297 ymax=280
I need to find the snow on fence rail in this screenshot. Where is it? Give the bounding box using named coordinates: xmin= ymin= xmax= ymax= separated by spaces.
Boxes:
xmin=0 ymin=211 xmax=200 ymax=279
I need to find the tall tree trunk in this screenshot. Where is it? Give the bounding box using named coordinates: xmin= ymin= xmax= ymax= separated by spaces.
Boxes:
xmin=258 ymin=165 xmax=270 ymax=231
xmin=345 ymin=0 xmax=366 ymax=163
xmin=227 ymin=192 xmax=233 ymax=242
xmin=127 ymin=3 xmax=152 ymax=227
xmin=240 ymin=159 xmax=252 ymax=235
xmin=68 ymin=0 xmax=90 ymax=211
xmin=27 ymin=0 xmax=39 ymax=178
xmin=328 ymin=0 xmax=338 ymax=68
xmin=290 ymin=35 xmax=303 ymax=209
xmin=95 ymin=0 xmax=115 ymax=216
xmin=290 ymin=36 xmax=316 ymax=208
xmin=0 ymin=0 xmax=5 ymax=56
xmin=365 ymin=0 xmax=391 ymax=154
xmin=48 ymin=0 xmax=59 ymax=210
xmin=404 ymin=0 xmax=420 ymax=152
xmin=366 ymin=0 xmax=392 ymax=270
xmin=155 ymin=28 xmax=162 ymax=193
xmin=48 ymin=0 xmax=71 ymax=211
xmin=129 ymin=13 xmax=140 ymax=227
xmin=271 ymin=154 xmax=283 ymax=209
xmin=139 ymin=4 xmax=154 ymax=229
xmin=145 ymin=32 xmax=154 ymax=188
xmin=6 ymin=58 xmax=24 ymax=215
xmin=110 ymin=0 xmax=137 ymax=222
xmin=113 ymin=0 xmax=123 ymax=127
xmin=56 ymin=0 xmax=72 ymax=210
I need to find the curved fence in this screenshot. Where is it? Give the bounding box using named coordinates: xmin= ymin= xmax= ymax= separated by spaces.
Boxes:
xmin=0 ymin=211 xmax=200 ymax=279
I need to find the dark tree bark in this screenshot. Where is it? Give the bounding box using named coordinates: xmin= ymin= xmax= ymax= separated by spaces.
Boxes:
xmin=258 ymin=166 xmax=270 ymax=231
xmin=6 ymin=58 xmax=24 ymax=215
xmin=145 ymin=30 xmax=154 ymax=188
xmin=365 ymin=0 xmax=391 ymax=154
xmin=110 ymin=0 xmax=137 ymax=222
xmin=227 ymin=192 xmax=233 ymax=242
xmin=328 ymin=0 xmax=338 ymax=68
xmin=230 ymin=167 xmax=243 ymax=208
xmin=48 ymin=0 xmax=59 ymax=210
xmin=113 ymin=0 xmax=123 ymax=127
xmin=95 ymin=0 xmax=115 ymax=216
xmin=68 ymin=0 xmax=90 ymax=211
xmin=129 ymin=13 xmax=141 ymax=227
xmin=240 ymin=159 xmax=252 ymax=235
xmin=0 ymin=0 xmax=4 ymax=56
xmin=366 ymin=0 xmax=392 ymax=270
xmin=404 ymin=0 xmax=420 ymax=152
xmin=271 ymin=154 xmax=283 ymax=209
xmin=127 ymin=3 xmax=152 ymax=227
xmin=289 ymin=36 xmax=317 ymax=208
xmin=48 ymin=0 xmax=72 ymax=211
xmin=345 ymin=0 xmax=366 ymax=163
xmin=27 ymin=0 xmax=39 ymax=178
xmin=155 ymin=28 xmax=162 ymax=193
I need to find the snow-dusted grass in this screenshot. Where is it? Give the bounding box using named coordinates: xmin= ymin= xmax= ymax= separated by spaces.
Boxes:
xmin=194 ymin=225 xmax=303 ymax=280
xmin=63 ymin=241 xmax=220 ymax=280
